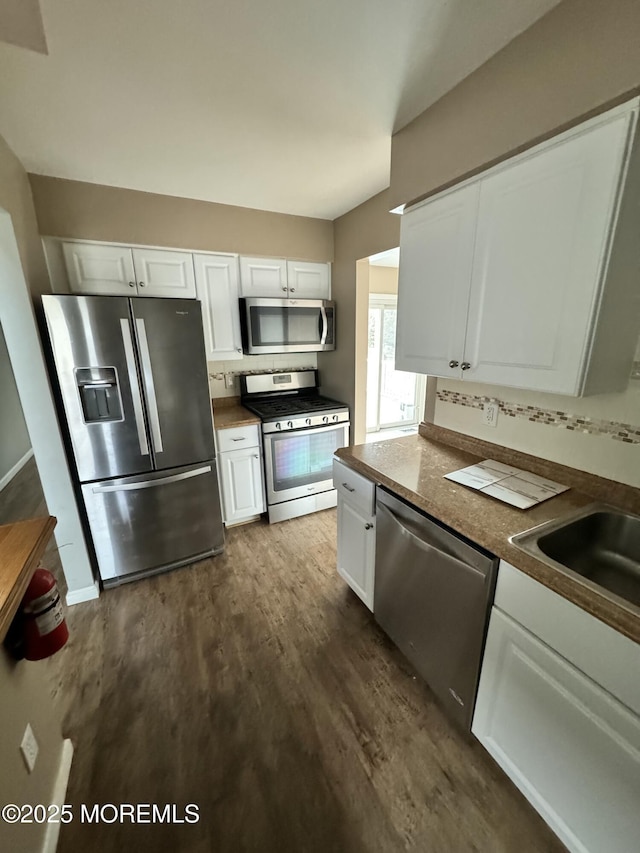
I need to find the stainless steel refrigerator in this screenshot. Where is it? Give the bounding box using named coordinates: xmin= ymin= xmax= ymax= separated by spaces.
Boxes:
xmin=41 ymin=294 xmax=224 ymax=587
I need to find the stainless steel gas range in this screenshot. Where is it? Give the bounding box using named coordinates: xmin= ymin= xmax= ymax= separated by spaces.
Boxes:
xmin=240 ymin=370 xmax=350 ymax=523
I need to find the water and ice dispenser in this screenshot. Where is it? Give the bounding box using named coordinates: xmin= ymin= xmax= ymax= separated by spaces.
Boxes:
xmin=75 ymin=367 xmax=123 ymax=423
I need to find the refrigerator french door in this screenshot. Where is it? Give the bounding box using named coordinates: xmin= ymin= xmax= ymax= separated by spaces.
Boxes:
xmin=42 ymin=294 xmax=224 ymax=586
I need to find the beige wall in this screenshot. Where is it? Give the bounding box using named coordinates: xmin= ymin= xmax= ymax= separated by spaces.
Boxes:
xmin=0 ymin=139 xmax=76 ymax=850
xmin=0 ymin=649 xmax=66 ymax=853
xmin=0 ymin=136 xmax=50 ymax=296
xmin=0 ymin=326 xmax=30 ymax=485
xmin=390 ymin=0 xmax=640 ymax=209
xmin=318 ymin=189 xmax=399 ymax=442
xmin=368 ymin=265 xmax=398 ymax=295
xmin=385 ymin=0 xmax=640 ymax=485
xmin=29 ymin=175 xmax=334 ymax=261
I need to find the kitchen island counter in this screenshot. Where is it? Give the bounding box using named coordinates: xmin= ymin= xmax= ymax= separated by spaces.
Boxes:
xmin=336 ymin=424 xmax=640 ymax=644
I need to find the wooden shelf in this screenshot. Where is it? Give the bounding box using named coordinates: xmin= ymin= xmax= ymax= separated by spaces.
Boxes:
xmin=0 ymin=516 xmax=57 ymax=642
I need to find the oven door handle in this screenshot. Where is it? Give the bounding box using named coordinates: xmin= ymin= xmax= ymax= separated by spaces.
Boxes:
xmin=319 ymin=306 xmax=328 ymax=346
xmin=264 ymin=422 xmax=349 ymax=440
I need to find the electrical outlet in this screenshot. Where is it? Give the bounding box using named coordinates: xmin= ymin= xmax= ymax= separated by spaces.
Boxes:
xmin=20 ymin=724 xmax=39 ymax=773
xmin=482 ymin=402 xmax=499 ymax=428
xmin=225 ymin=373 xmax=235 ymax=390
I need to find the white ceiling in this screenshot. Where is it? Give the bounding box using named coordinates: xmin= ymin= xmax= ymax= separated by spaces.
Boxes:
xmin=0 ymin=0 xmax=560 ymax=220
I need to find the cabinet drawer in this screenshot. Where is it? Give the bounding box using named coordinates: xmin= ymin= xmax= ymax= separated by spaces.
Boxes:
xmin=495 ymin=561 xmax=640 ymax=715
xmin=333 ymin=458 xmax=375 ymax=516
xmin=216 ymin=424 xmax=260 ymax=452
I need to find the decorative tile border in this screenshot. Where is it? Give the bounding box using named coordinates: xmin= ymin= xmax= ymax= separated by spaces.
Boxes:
xmin=436 ymin=389 xmax=640 ymax=445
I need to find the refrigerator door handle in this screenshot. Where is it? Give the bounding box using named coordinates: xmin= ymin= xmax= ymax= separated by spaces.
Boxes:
xmin=91 ymin=465 xmax=212 ymax=494
xmin=119 ymin=319 xmax=150 ymax=456
xmin=135 ymin=317 xmax=164 ymax=453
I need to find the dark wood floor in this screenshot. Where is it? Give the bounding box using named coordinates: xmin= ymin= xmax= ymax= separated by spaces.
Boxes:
xmin=3 ymin=461 xmax=564 ymax=852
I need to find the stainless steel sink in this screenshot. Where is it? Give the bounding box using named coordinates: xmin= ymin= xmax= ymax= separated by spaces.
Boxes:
xmin=510 ymin=504 xmax=640 ymax=610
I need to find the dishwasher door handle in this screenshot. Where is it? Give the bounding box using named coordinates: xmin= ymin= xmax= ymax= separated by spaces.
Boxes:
xmin=376 ymin=501 xmax=487 ymax=578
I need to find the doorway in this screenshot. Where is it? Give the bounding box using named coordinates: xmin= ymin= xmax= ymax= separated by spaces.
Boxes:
xmin=366 ymin=293 xmax=425 ymax=439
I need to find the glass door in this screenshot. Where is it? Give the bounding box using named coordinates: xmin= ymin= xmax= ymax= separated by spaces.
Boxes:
xmin=366 ymin=295 xmax=424 ymax=433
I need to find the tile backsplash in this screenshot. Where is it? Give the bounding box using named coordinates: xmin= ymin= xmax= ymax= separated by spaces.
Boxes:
xmin=208 ymin=353 xmax=317 ymax=398
xmin=436 ymin=388 xmax=640 ymax=445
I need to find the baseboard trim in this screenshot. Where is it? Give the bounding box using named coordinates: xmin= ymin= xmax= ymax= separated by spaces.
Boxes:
xmin=65 ymin=579 xmax=100 ymax=606
xmin=42 ymin=738 xmax=74 ymax=853
xmin=0 ymin=448 xmax=33 ymax=492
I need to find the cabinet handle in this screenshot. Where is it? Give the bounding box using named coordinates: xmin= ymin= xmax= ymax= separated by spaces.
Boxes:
xmin=138 ymin=281 xmax=146 ymax=288
xmin=365 ymin=523 xmax=373 ymax=530
xmin=282 ymin=286 xmax=287 ymax=291
xmin=254 ymin=454 xmax=259 ymax=459
xmin=128 ymin=281 xmax=136 ymax=288
xmin=449 ymin=360 xmax=459 ymax=368
xmin=290 ymin=287 xmax=295 ymax=292
xmin=461 ymin=362 xmax=471 ymax=370
xmin=342 ymin=483 xmax=355 ymax=492
xmin=231 ymin=437 xmax=246 ymax=442
xmin=237 ymin=347 xmax=242 ymax=353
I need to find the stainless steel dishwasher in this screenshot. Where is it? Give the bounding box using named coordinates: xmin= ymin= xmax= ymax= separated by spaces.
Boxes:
xmin=375 ymin=487 xmax=498 ymax=731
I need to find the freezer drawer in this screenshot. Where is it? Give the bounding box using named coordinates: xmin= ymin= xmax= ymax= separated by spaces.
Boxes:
xmin=374 ymin=487 xmax=498 ymax=730
xmin=82 ymin=461 xmax=224 ymax=584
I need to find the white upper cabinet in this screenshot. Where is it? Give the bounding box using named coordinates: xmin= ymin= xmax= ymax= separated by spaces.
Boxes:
xmin=63 ymin=242 xmax=136 ymax=296
xmin=239 ymin=256 xmax=288 ymax=297
xmin=194 ymin=253 xmax=243 ymax=361
xmin=130 ymin=248 xmax=195 ymax=299
xmin=239 ymin=256 xmax=331 ymax=299
xmin=286 ymin=260 xmax=331 ymax=299
xmin=396 ymin=183 xmax=478 ymax=378
xmin=62 ymin=242 xmax=196 ymax=298
xmin=396 ymin=99 xmax=640 ymax=395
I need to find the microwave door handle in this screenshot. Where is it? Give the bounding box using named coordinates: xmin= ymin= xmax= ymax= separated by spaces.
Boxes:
xmin=320 ymin=306 xmax=328 ymax=345
xmin=120 ymin=319 xmax=149 ymax=456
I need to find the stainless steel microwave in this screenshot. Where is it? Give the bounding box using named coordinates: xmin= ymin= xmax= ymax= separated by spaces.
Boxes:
xmin=240 ymin=298 xmax=335 ymax=355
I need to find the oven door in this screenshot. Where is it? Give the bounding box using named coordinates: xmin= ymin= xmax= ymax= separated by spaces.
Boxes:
xmin=263 ymin=422 xmax=349 ymax=504
xmin=241 ymin=298 xmax=335 ymax=354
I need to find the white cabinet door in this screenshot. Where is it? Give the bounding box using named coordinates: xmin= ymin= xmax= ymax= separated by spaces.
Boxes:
xmin=473 ymin=608 xmax=640 ymax=853
xmin=286 ymin=261 xmax=331 ymax=299
xmin=239 ymin=256 xmax=288 ymax=297
xmin=194 ymin=254 xmax=243 ymax=361
xmin=219 ymin=447 xmax=265 ymax=525
xmin=131 ymin=248 xmax=196 ymax=298
xmin=465 ymin=112 xmax=632 ymax=394
xmin=63 ymin=242 xmax=136 ymax=295
xmin=336 ymin=494 xmax=375 ymax=610
xmin=396 ymin=183 xmax=478 ymax=378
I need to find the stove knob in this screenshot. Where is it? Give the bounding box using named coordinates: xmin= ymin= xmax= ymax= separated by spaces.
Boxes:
xmin=305 ymin=418 xmax=311 ymax=425
xmin=322 ymin=416 xmax=329 ymax=424
xmin=332 ymin=414 xmax=339 ymax=422
xmin=287 ymin=421 xmax=293 ymax=428
xmin=275 ymin=422 xmax=281 ymax=430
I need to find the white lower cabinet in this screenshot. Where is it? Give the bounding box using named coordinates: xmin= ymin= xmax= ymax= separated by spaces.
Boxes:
xmin=473 ymin=563 xmax=640 ymax=853
xmin=216 ymin=425 xmax=265 ymax=525
xmin=333 ymin=458 xmax=375 ymax=610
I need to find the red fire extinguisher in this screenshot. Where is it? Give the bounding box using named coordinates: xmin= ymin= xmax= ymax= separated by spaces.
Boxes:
xmin=20 ymin=568 xmax=69 ymax=660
